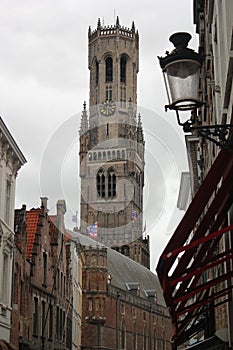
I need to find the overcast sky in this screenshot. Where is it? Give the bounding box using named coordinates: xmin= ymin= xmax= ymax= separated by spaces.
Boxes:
xmin=0 ymin=0 xmax=198 ymax=271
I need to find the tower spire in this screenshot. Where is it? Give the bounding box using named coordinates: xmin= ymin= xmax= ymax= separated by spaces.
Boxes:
xmin=79 ymin=101 xmax=89 ymax=135
xmin=137 ymin=113 xmax=144 ymax=143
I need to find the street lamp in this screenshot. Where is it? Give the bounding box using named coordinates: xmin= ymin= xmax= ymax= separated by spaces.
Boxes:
xmin=158 ymin=32 xmax=233 ymax=149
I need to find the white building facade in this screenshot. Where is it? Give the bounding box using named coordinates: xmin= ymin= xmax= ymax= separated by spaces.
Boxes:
xmin=0 ymin=117 xmax=26 ymax=342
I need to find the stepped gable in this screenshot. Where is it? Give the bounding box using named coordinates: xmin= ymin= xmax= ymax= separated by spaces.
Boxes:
xmin=67 ymin=229 xmax=165 ymax=306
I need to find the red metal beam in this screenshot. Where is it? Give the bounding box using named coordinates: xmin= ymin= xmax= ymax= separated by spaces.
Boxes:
xmin=157 ymin=150 xmax=233 ymax=277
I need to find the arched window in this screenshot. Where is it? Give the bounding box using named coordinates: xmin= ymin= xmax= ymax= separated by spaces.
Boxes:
xmin=95 ymin=60 xmax=99 ymax=85
xmin=106 ymin=57 xmax=113 ymax=82
xmin=120 ymin=56 xmax=127 ymax=83
xmin=108 ymin=168 xmax=116 ymax=198
xmin=97 ymin=170 xmax=105 ymax=198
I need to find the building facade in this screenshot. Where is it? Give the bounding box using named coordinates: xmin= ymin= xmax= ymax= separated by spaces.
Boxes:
xmin=69 ymin=237 xmax=84 ymax=350
xmin=157 ymin=1 xmax=233 ymax=349
xmin=11 ymin=198 xmax=73 ymax=350
xmin=0 ymin=117 xmax=26 ymax=347
xmin=79 ymin=18 xmax=149 ymax=269
xmin=67 ymin=230 xmax=173 ymax=350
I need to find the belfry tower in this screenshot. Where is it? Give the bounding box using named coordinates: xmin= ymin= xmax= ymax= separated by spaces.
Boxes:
xmin=79 ymin=17 xmax=150 ymax=269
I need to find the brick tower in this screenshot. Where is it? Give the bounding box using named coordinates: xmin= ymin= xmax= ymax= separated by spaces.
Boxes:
xmin=79 ymin=17 xmax=150 ymax=269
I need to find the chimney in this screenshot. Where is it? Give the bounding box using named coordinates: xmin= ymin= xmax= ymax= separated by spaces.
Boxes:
xmin=56 ymin=200 xmax=66 ymax=216
xmin=40 ymin=197 xmax=48 ymax=209
xmin=40 ymin=197 xmax=48 ymax=215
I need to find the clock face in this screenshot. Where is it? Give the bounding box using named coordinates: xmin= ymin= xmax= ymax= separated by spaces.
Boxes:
xmin=99 ymin=100 xmax=116 ymax=116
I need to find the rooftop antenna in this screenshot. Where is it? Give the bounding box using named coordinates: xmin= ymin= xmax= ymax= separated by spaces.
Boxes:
xmin=103 ymin=17 xmax=104 ymax=26
xmin=114 ymin=9 xmax=116 ymax=23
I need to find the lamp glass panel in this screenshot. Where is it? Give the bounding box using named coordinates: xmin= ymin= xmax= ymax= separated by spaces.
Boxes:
xmin=166 ymin=59 xmax=201 ymax=110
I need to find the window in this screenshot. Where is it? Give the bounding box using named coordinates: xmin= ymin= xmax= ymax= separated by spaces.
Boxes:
xmin=89 ymin=299 xmax=93 ymax=311
xmin=133 ymin=323 xmax=137 ymax=349
xmin=121 ymin=320 xmax=126 ymax=349
xmin=95 ymin=60 xmax=99 ymax=85
xmin=143 ymin=326 xmax=147 ymax=350
xmin=56 ymin=268 xmax=60 ymax=291
xmin=120 ymin=55 xmax=127 ymax=83
xmin=20 ymin=280 xmax=23 ymax=315
xmin=63 ymin=275 xmax=66 ymax=298
xmin=49 ymin=304 xmax=53 ymax=339
xmin=97 ymin=170 xmax=105 ymax=198
xmin=106 ymin=85 xmax=112 ymax=100
xmin=121 ymin=302 xmax=125 ymax=314
xmin=132 ymin=307 xmax=136 ymax=318
xmin=56 ymin=305 xmax=59 ymax=339
xmin=41 ymin=300 xmax=46 ymax=337
xmin=60 ymin=272 xmax=63 ymax=295
xmin=105 ymin=57 xmax=113 ymax=82
xmin=2 ymin=254 xmax=9 ymax=304
xmin=5 ymin=180 xmax=11 ymax=224
xmin=59 ymin=308 xmax=63 ymax=341
xmin=108 ymin=168 xmax=116 ymax=198
xmin=43 ymin=252 xmax=47 ymax=286
xmin=33 ymin=297 xmax=39 ymax=336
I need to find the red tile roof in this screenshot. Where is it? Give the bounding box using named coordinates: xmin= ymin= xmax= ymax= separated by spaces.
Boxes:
xmin=26 ymin=209 xmax=40 ymax=260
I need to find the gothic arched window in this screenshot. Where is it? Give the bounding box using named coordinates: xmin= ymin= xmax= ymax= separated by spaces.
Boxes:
xmin=96 ymin=169 xmax=105 ymax=198
xmin=106 ymin=56 xmax=113 ymax=82
xmin=108 ymin=168 xmax=116 ymax=198
xmin=95 ymin=60 xmax=99 ymax=85
xmin=120 ymin=55 xmax=127 ymax=83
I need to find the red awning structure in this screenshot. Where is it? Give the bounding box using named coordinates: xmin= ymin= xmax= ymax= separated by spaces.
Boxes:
xmin=156 ymin=149 xmax=233 ymax=346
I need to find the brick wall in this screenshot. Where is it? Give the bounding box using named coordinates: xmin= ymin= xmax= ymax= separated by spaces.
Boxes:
xmin=81 ymin=247 xmax=173 ymax=350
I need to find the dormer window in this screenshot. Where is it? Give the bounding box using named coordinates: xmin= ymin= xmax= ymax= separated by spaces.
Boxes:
xmin=126 ymin=282 xmax=140 ymax=295
xmin=144 ymin=289 xmax=157 ymax=303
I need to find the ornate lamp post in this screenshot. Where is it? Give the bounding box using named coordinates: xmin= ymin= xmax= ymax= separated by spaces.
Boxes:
xmin=158 ymin=32 xmax=233 ymax=150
